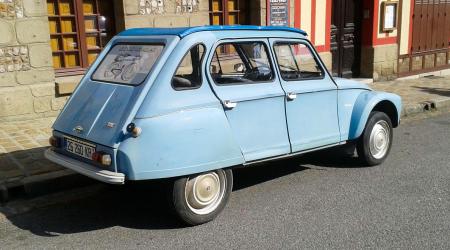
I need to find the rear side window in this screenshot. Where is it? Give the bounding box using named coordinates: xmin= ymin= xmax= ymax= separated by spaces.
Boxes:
xmin=172 ymin=44 xmax=205 ymax=90
xmin=210 ymin=42 xmax=274 ymax=85
xmin=92 ymin=44 xmax=164 ymax=85
xmin=273 ymin=42 xmax=324 ymax=81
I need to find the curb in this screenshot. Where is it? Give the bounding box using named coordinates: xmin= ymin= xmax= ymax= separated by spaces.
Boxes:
xmin=0 ymin=169 xmax=73 ymax=203
xmin=0 ymin=170 xmax=97 ymax=204
xmin=401 ymin=98 xmax=450 ymax=117
xmin=0 ymin=183 xmax=106 ymax=222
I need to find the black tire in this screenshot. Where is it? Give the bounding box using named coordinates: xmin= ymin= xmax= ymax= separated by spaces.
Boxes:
xmin=357 ymin=111 xmax=393 ymax=166
xmin=170 ymin=168 xmax=233 ymax=226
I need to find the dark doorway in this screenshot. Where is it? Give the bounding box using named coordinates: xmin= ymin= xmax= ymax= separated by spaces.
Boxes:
xmin=330 ymin=0 xmax=362 ymax=78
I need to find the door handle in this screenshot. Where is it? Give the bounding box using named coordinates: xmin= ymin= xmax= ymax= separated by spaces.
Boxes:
xmin=286 ymin=92 xmax=297 ymax=101
xmin=223 ymin=100 xmax=237 ymax=109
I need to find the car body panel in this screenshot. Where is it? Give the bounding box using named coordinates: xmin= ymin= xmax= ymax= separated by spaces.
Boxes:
xmin=334 ymin=77 xmax=372 ymax=91
xmin=117 ymin=105 xmax=244 ymax=180
xmin=45 ymin=26 xmax=402 ymax=183
xmin=348 ymin=90 xmax=402 ymax=140
xmin=268 ymin=38 xmax=341 ymax=152
xmin=205 ymin=38 xmax=290 ymax=161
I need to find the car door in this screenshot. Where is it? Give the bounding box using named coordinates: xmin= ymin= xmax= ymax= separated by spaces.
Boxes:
xmin=269 ymin=39 xmax=341 ymax=152
xmin=206 ymin=39 xmax=290 ymax=162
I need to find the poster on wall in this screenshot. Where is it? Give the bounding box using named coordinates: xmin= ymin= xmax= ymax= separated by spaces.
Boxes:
xmin=381 ymin=1 xmax=398 ymax=32
xmin=268 ymin=0 xmax=289 ymax=26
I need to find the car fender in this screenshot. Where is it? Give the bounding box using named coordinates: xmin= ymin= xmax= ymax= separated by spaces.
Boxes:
xmin=348 ymin=91 xmax=402 ymax=140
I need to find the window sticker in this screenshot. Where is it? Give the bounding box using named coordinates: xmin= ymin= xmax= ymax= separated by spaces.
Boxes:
xmin=92 ymin=44 xmax=164 ymax=85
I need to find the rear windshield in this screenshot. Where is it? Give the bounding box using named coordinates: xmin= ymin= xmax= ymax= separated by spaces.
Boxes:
xmin=92 ymin=44 xmax=164 ymax=85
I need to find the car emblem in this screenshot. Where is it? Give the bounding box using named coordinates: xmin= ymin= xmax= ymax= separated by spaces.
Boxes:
xmin=106 ymin=122 xmax=116 ymax=128
xmin=73 ymin=125 xmax=84 ymax=134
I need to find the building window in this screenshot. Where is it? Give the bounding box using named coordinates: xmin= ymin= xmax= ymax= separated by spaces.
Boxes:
xmin=210 ymin=0 xmax=248 ymax=25
xmin=47 ymin=0 xmax=116 ymax=76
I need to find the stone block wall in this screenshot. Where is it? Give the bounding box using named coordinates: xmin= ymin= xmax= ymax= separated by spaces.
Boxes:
xmin=361 ymin=44 xmax=398 ymax=82
xmin=0 ymin=0 xmax=68 ymax=122
xmin=123 ymin=0 xmax=210 ymax=28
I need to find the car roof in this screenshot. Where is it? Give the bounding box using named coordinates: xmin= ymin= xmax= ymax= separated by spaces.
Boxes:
xmin=118 ymin=25 xmax=308 ymax=38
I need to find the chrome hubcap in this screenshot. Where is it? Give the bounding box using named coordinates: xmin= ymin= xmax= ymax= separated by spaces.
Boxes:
xmin=369 ymin=120 xmax=390 ymax=159
xmin=185 ymin=171 xmax=226 ymax=215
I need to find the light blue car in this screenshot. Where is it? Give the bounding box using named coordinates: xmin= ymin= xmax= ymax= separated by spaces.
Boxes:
xmin=45 ymin=26 xmax=402 ymax=225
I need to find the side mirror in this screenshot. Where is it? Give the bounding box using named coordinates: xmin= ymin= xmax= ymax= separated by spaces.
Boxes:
xmin=234 ymin=63 xmax=245 ymax=73
xmin=210 ymin=64 xmax=218 ymax=73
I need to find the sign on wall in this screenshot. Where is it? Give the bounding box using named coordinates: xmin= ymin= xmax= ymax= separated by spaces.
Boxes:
xmin=380 ymin=1 xmax=398 ymax=32
xmin=268 ymin=0 xmax=289 ymax=26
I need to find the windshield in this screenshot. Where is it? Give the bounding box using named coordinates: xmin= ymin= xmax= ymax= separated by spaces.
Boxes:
xmin=92 ymin=44 xmax=164 ymax=85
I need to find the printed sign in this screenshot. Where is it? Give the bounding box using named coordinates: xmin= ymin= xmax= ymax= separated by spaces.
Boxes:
xmin=268 ymin=0 xmax=289 ymax=26
xmin=92 ymin=44 xmax=164 ymax=85
xmin=381 ymin=1 xmax=398 ymax=32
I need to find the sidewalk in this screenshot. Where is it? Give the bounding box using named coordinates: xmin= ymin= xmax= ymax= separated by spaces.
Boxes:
xmin=0 ymin=118 xmax=71 ymax=202
xmin=370 ymin=75 xmax=450 ymax=115
xmin=0 ymin=75 xmax=449 ymax=202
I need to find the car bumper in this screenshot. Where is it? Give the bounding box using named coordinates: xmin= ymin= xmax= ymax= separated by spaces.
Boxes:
xmin=44 ymin=148 xmax=125 ymax=185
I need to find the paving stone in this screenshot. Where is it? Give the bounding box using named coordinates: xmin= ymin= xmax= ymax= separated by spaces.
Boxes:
xmin=0 ymin=117 xmax=62 ymax=186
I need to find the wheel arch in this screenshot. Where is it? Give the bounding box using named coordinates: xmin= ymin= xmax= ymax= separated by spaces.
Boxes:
xmin=372 ymin=100 xmax=399 ymax=128
xmin=348 ymin=91 xmax=402 ymax=140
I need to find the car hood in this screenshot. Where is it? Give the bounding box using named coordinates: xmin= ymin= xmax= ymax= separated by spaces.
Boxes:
xmin=333 ymin=77 xmax=372 ymax=91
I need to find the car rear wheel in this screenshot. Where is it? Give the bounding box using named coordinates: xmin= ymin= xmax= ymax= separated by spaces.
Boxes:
xmin=357 ymin=111 xmax=393 ymax=166
xmin=170 ymin=169 xmax=233 ymax=226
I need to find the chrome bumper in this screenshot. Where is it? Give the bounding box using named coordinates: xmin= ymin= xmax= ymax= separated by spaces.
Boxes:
xmin=44 ymin=148 xmax=125 ymax=185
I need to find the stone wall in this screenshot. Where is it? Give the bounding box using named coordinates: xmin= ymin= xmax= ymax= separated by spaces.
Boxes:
xmin=123 ymin=0 xmax=210 ymax=28
xmin=0 ymin=0 xmax=67 ymax=122
xmin=360 ymin=44 xmax=398 ymax=81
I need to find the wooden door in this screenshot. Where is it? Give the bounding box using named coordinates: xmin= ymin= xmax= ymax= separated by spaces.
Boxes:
xmin=399 ymin=0 xmax=450 ymax=75
xmin=411 ymin=0 xmax=450 ymax=52
xmin=331 ymin=0 xmax=361 ymax=77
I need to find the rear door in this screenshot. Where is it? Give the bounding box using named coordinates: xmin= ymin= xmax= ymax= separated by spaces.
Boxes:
xmin=206 ymin=39 xmax=290 ymax=162
xmin=270 ymin=39 xmax=341 ymax=152
xmin=53 ymin=37 xmax=178 ymax=147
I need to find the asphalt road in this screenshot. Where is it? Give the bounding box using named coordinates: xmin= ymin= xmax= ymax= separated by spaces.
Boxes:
xmin=1 ymin=112 xmax=449 ymax=249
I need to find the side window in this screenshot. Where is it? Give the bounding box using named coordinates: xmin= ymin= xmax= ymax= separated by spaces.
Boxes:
xmin=209 ymin=42 xmax=273 ymax=85
xmin=273 ymin=42 xmax=324 ymax=81
xmin=172 ymin=44 xmax=205 ymax=90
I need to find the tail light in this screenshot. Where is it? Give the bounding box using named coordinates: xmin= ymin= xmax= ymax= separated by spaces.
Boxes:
xmin=126 ymin=122 xmax=142 ymax=138
xmin=92 ymin=151 xmax=112 ymax=166
xmin=49 ymin=136 xmax=61 ymax=148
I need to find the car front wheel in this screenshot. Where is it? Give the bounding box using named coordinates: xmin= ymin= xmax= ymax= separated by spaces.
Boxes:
xmin=357 ymin=111 xmax=393 ymax=166
xmin=170 ymin=168 xmax=233 ymax=226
